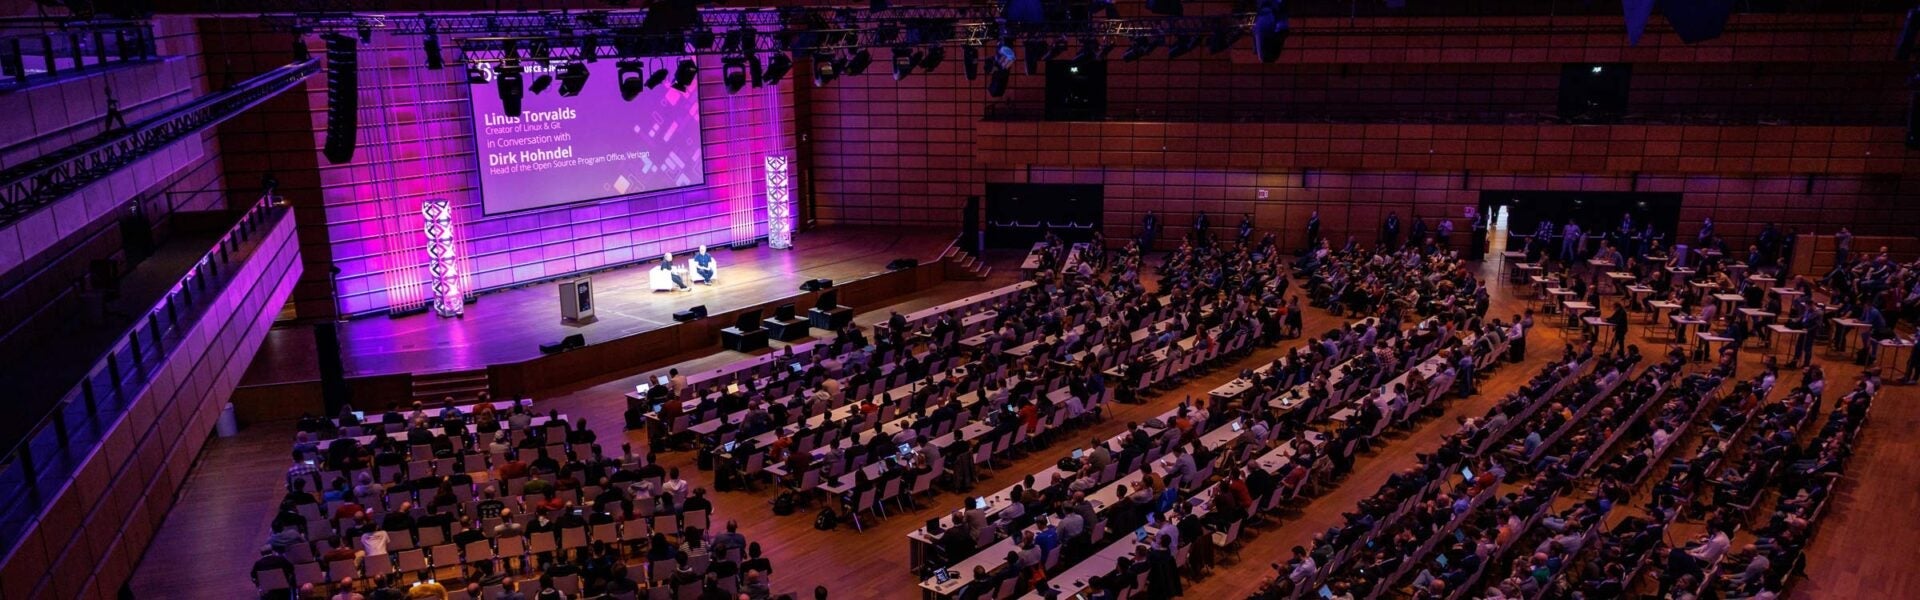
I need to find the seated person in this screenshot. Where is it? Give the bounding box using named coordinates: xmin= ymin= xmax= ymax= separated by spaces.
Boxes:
xmin=692 ymin=245 xmax=717 ymax=283
xmin=658 ymin=253 xmax=691 ymax=291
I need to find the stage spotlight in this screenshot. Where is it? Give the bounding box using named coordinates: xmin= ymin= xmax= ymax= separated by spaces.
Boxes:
xmin=580 ymin=34 xmax=600 ymax=62
xmin=723 ymin=56 xmax=749 ymax=93
xmin=498 ymin=60 xmax=524 ymax=116
xmin=962 ymin=44 xmax=978 ymax=80
xmin=1022 ymin=39 xmax=1046 ymax=74
xmin=646 ymin=64 xmax=670 ymax=89
xmin=529 ymin=74 xmax=553 ymax=95
xmin=1167 ymin=35 xmax=1199 ymax=59
xmin=556 ymin=62 xmax=588 ymax=96
xmin=693 ymin=28 xmax=717 ymax=51
xmin=891 ymin=46 xmax=921 ymax=81
xmin=466 ymin=63 xmax=488 ymax=84
xmin=846 ymin=48 xmax=872 ymax=75
xmin=921 ymin=45 xmax=944 ymax=72
xmin=1122 ymin=35 xmax=1160 ymax=62
xmin=1041 ymin=37 xmax=1068 ymax=62
xmin=875 ymin=23 xmax=899 ymax=45
xmin=761 ymin=52 xmax=792 ymax=86
xmin=722 ymin=29 xmax=745 ymax=53
xmin=671 ymin=58 xmax=699 ymax=91
xmin=812 ymin=53 xmax=839 ymax=85
xmin=1254 ymin=0 xmax=1291 ymax=64
xmin=617 ymin=60 xmax=644 ymax=100
xmin=423 ymin=33 xmax=443 ymax=70
xmin=986 ymin=64 xmax=1010 ymax=97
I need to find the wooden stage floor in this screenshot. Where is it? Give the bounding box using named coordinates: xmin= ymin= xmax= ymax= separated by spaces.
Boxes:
xmin=154 ymin=252 xmax=1918 ymax=599
xmin=242 ymin=226 xmax=961 ymax=383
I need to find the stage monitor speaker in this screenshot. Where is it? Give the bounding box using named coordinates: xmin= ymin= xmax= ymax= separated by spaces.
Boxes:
xmin=799 ymin=278 xmax=834 ymax=292
xmin=673 ymin=305 xmax=708 ymax=322
xmin=315 ymin=322 xmax=351 ymax=413
xmin=887 ymin=258 xmax=919 ymax=270
xmin=540 ymin=334 xmax=588 ymax=354
xmin=322 ymin=34 xmax=358 ymax=165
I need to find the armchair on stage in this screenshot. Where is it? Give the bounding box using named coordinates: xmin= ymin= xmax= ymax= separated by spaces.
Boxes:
xmin=690 ymin=258 xmax=717 ymax=284
xmin=649 ymin=265 xmax=684 ymax=292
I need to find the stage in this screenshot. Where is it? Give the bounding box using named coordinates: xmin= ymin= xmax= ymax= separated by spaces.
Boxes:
xmin=240 ymin=226 xmax=965 ymax=384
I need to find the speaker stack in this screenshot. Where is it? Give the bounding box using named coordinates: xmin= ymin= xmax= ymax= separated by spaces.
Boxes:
xmin=322 ymin=34 xmax=358 ymax=164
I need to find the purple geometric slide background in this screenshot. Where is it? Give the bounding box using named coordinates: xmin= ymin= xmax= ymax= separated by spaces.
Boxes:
xmin=468 ymin=59 xmax=707 ymax=215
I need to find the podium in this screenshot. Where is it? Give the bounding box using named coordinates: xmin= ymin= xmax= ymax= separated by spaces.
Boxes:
xmin=809 ymin=306 xmax=853 ymax=330
xmin=559 ymin=278 xmax=596 ymax=324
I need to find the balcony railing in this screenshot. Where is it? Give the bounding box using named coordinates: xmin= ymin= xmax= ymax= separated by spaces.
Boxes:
xmin=981 ymin=104 xmax=1904 ymax=127
xmin=0 ymin=17 xmax=157 ymax=89
xmin=0 ymin=194 xmax=289 ymax=557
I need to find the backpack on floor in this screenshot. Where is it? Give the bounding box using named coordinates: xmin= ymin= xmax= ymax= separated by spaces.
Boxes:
xmin=772 ymin=491 xmax=796 ymax=516
xmin=813 ymin=508 xmax=838 ymax=530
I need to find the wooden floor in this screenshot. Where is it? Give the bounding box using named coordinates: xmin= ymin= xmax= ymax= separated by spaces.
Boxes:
xmin=241 ymin=225 xmax=961 ymax=384
xmin=134 ymin=250 xmax=1919 ymax=599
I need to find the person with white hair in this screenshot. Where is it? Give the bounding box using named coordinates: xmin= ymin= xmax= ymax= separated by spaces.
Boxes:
xmin=692 ymin=244 xmax=717 ymax=284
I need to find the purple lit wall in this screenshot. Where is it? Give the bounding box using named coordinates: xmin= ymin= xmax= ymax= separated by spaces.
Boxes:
xmin=310 ymin=38 xmax=793 ymax=316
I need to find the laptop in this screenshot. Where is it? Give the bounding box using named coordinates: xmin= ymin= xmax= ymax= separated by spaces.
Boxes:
xmin=1072 ymin=449 xmax=1084 ymax=460
xmin=898 ymin=443 xmax=913 ymax=457
xmin=726 ymin=383 xmax=741 ymax=395
xmin=1231 ymin=420 xmax=1244 ymax=433
xmin=636 ymin=383 xmax=651 ymax=396
xmin=721 ymin=441 xmax=738 ymax=454
xmin=1461 ymin=466 xmax=1475 ymax=481
xmin=971 ymin=497 xmax=988 ymax=510
xmin=789 ymin=363 xmax=806 ymax=374
xmin=655 ymin=375 xmax=671 ymax=386
xmin=1318 ymin=586 xmax=1334 ymax=599
xmin=1134 ymin=527 xmax=1149 ymax=542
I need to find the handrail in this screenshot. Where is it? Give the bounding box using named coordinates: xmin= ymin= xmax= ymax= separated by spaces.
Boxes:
xmin=0 ymin=193 xmax=289 ymax=556
xmin=0 ymin=59 xmax=319 ymax=225
xmin=0 ymin=18 xmax=156 ymax=89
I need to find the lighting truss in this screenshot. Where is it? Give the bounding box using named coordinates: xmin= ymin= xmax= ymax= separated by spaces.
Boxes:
xmin=255 ymin=7 xmax=1256 ymax=66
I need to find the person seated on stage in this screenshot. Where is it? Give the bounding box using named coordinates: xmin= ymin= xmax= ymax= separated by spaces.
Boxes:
xmin=660 ymin=253 xmax=691 ymax=291
xmin=692 ymin=245 xmax=717 ymax=284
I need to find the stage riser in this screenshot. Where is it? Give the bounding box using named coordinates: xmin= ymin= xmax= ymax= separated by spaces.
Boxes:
xmin=229 ymin=259 xmax=947 ymax=419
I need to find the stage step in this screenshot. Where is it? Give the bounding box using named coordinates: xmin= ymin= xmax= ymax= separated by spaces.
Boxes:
xmin=411 ymin=369 xmax=493 ymax=403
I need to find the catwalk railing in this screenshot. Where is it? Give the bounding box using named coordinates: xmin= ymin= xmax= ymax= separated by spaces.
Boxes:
xmin=0 ymin=59 xmax=317 ymax=226
xmin=0 ymin=194 xmax=288 ymax=557
xmin=0 ymin=17 xmax=156 ymax=89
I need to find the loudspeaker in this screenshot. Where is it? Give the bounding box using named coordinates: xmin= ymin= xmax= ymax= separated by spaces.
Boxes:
xmin=1906 ymin=92 xmax=1920 ymax=150
xmin=673 ymin=305 xmax=708 ymax=322
xmin=315 ymin=322 xmax=350 ymax=413
xmin=887 ymin=258 xmax=919 ymax=270
xmin=799 ymin=278 xmax=834 ymax=292
xmin=540 ymin=333 xmax=588 ymax=354
xmin=322 ymin=34 xmax=358 ymax=164
xmin=1659 ymin=0 xmax=1734 ymax=44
